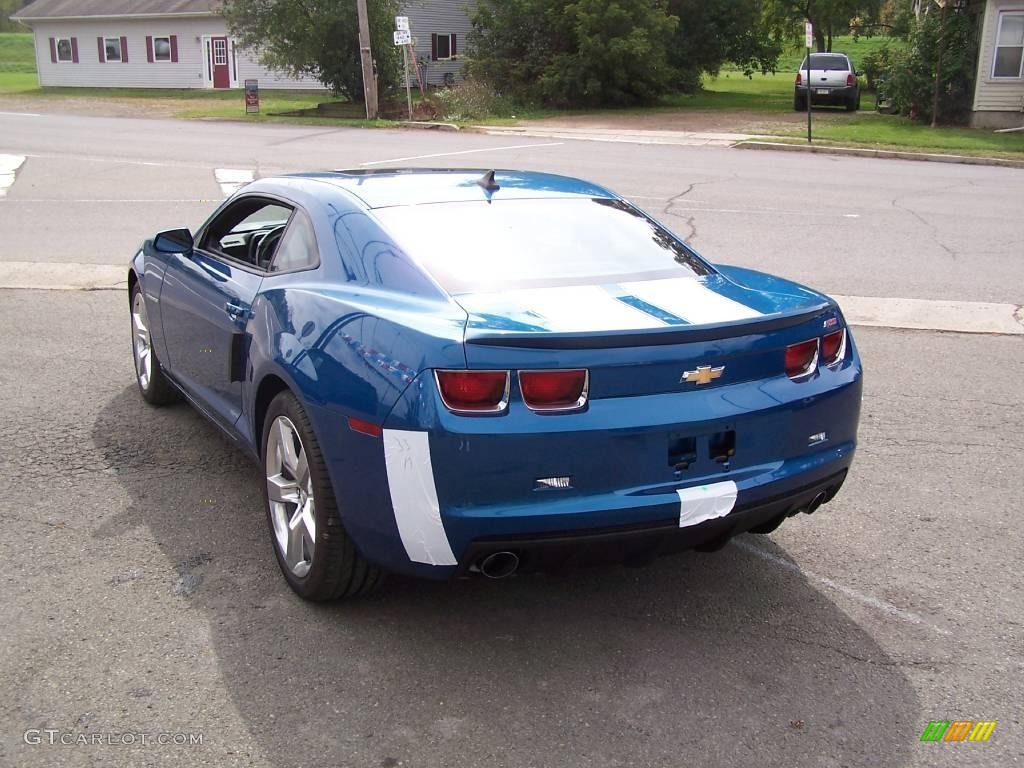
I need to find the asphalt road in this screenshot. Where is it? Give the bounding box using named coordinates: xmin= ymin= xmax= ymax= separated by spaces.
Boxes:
xmin=0 ymin=113 xmax=1022 ymax=768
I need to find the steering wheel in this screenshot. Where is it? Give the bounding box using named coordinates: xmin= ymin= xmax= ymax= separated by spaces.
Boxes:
xmin=248 ymin=225 xmax=287 ymax=269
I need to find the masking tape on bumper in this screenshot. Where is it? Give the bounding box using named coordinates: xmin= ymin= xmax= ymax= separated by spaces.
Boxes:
xmin=677 ymin=480 xmax=738 ymax=528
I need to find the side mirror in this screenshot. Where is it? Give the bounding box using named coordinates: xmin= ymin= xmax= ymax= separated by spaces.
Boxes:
xmin=153 ymin=228 xmax=194 ymax=254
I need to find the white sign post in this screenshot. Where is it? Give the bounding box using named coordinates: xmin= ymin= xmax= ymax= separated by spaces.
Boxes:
xmin=805 ymin=21 xmax=814 ymax=49
xmin=394 ymin=20 xmax=414 ymax=122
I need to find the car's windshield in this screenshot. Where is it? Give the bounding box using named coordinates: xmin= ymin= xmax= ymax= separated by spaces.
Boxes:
xmin=372 ymin=197 xmax=712 ymax=294
xmin=800 ymin=54 xmax=850 ymax=71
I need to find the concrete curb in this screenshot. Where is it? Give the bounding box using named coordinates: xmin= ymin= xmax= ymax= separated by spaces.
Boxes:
xmin=401 ymin=121 xmax=460 ymax=132
xmin=735 ymin=140 xmax=1024 ymax=169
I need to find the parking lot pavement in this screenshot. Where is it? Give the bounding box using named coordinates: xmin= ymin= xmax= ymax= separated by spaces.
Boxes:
xmin=0 ymin=288 xmax=1020 ymax=768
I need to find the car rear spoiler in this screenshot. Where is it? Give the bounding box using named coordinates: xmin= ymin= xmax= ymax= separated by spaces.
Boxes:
xmin=464 ymin=304 xmax=833 ymax=349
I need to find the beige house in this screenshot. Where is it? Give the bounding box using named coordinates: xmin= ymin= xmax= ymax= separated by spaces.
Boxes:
xmin=972 ymin=0 xmax=1024 ymax=127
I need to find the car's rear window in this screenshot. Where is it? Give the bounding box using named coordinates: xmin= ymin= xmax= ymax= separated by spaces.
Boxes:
xmin=800 ymin=54 xmax=850 ymax=71
xmin=372 ymin=197 xmax=712 ymax=294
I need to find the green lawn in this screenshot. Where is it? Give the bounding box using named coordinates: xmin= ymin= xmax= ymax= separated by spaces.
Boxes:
xmin=776 ymin=34 xmax=905 ymax=72
xmin=0 ymin=32 xmax=35 ymax=73
xmin=769 ymin=115 xmax=1024 ymax=158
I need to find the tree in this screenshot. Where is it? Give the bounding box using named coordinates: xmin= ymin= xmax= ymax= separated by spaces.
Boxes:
xmin=763 ymin=0 xmax=883 ymax=51
xmin=222 ymin=0 xmax=401 ymax=100
xmin=665 ymin=0 xmax=782 ymax=89
xmin=1 ymin=0 xmax=31 ymax=32
xmin=468 ymin=0 xmax=679 ymax=108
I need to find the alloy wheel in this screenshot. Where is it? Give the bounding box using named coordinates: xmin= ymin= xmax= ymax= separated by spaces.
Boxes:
xmin=266 ymin=415 xmax=316 ymax=577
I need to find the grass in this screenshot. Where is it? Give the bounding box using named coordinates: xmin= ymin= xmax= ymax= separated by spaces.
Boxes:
xmin=0 ymin=32 xmax=35 ymax=73
xmin=768 ymin=114 xmax=1024 ymax=159
xmin=776 ymin=34 xmax=905 ymax=72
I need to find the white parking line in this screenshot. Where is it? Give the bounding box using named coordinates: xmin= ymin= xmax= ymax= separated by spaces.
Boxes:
xmin=359 ymin=142 xmax=564 ymax=166
xmin=0 ymin=111 xmax=42 ymax=117
xmin=214 ymin=168 xmax=254 ymax=197
xmin=0 ymin=261 xmax=127 ymax=291
xmin=733 ymin=539 xmax=950 ymax=635
xmin=0 ymin=154 xmax=26 ymax=198
xmin=833 ymin=294 xmax=1024 ymax=335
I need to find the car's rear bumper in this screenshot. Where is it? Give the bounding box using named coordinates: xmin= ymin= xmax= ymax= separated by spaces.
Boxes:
xmin=796 ymin=85 xmax=857 ymax=104
xmin=459 ymin=467 xmax=849 ymax=575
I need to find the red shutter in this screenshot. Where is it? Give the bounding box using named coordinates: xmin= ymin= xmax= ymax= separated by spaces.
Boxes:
xmin=146 ymin=35 xmax=154 ymax=63
xmin=121 ymin=36 xmax=129 ymax=63
xmin=169 ymin=35 xmax=178 ymax=63
xmin=97 ymin=36 xmax=105 ymax=63
xmin=431 ymin=33 xmax=437 ymax=61
xmin=451 ymin=34 xmax=456 ymax=57
xmin=49 ymin=37 xmax=57 ymax=63
xmin=70 ymin=37 xmax=79 ymax=63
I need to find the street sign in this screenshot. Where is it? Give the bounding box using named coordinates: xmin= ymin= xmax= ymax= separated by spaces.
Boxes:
xmin=244 ymin=79 xmax=259 ymax=114
xmin=805 ymin=22 xmax=814 ymax=49
xmin=395 ymin=16 xmax=409 ymax=31
xmin=394 ymin=29 xmax=412 ymax=46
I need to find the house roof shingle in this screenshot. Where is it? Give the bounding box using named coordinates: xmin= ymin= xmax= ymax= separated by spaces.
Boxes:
xmin=12 ymin=0 xmax=221 ymax=21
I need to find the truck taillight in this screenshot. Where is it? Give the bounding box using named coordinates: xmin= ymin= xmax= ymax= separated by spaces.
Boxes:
xmin=435 ymin=370 xmax=509 ymax=414
xmin=821 ymin=329 xmax=847 ymax=366
xmin=846 ymin=73 xmax=856 ymax=87
xmin=519 ymin=369 xmax=589 ymax=412
xmin=785 ymin=339 xmax=819 ymax=380
xmin=796 ymin=72 xmax=802 ymax=85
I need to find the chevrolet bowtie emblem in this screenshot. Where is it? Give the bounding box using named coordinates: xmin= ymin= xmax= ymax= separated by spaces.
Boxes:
xmin=681 ymin=365 xmax=724 ymax=385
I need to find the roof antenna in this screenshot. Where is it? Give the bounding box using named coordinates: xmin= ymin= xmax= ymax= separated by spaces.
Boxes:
xmin=477 ymin=170 xmax=500 ymax=193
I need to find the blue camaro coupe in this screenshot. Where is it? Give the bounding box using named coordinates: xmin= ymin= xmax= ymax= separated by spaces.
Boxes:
xmin=129 ymin=169 xmax=862 ymax=600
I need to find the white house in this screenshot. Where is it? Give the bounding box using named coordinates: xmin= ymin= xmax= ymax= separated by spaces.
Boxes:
xmin=971 ymin=0 xmax=1024 ymax=128
xmin=11 ymin=0 xmax=474 ymax=91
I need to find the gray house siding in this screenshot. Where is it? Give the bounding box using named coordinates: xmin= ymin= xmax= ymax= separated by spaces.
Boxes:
xmin=402 ymin=0 xmax=475 ymax=87
xmin=971 ymin=0 xmax=1024 ymax=128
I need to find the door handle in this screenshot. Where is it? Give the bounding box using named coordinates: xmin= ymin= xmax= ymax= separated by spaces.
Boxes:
xmin=224 ymin=301 xmax=247 ymax=321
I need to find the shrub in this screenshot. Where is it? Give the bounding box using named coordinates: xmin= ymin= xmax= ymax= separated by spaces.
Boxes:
xmin=427 ymin=79 xmax=515 ymax=122
xmin=468 ymin=0 xmax=679 ymax=108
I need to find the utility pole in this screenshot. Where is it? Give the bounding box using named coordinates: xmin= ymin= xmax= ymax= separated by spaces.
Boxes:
xmin=930 ymin=0 xmax=948 ymax=128
xmin=356 ymin=0 xmax=378 ymax=120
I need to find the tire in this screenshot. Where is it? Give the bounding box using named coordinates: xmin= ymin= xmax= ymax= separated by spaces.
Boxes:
xmin=130 ymin=283 xmax=178 ymax=405
xmin=794 ymin=94 xmax=805 ymax=111
xmin=846 ymin=93 xmax=858 ymax=112
xmin=262 ymin=391 xmax=383 ymax=601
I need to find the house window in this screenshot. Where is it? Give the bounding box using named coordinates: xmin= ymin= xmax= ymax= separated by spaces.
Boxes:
xmin=213 ymin=38 xmax=228 ymax=66
xmin=104 ymin=37 xmax=122 ymax=62
xmin=56 ymin=38 xmax=74 ymax=62
xmin=993 ymin=12 xmax=1024 ymax=79
xmin=432 ymin=33 xmax=456 ymax=60
xmin=153 ymin=36 xmax=172 ymax=62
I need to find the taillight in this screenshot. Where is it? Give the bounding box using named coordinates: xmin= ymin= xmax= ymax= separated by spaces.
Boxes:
xmin=785 ymin=339 xmax=819 ymax=380
xmin=821 ymin=329 xmax=846 ymax=366
xmin=846 ymin=73 xmax=856 ymax=87
xmin=796 ymin=72 xmax=802 ymax=85
xmin=519 ymin=369 xmax=589 ymax=412
xmin=435 ymin=370 xmax=509 ymax=414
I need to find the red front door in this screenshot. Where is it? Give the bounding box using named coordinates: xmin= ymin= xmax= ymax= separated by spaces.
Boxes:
xmin=212 ymin=37 xmax=230 ymax=88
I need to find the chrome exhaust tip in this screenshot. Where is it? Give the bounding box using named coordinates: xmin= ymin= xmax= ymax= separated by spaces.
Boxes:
xmin=807 ymin=492 xmax=828 ymax=514
xmin=478 ymin=551 xmax=520 ymax=579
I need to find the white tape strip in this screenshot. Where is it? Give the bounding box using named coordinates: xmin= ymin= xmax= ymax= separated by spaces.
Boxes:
xmin=677 ymin=480 xmax=738 ymax=528
xmin=623 ymin=277 xmax=761 ymax=325
xmin=0 ymin=154 xmax=26 ymax=198
xmin=214 ymin=168 xmax=254 ymax=198
xmin=383 ymin=429 xmax=457 ymax=566
xmin=465 ymin=285 xmax=663 ymax=332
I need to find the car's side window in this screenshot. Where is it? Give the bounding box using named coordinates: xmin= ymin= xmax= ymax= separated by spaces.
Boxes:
xmin=200 ymin=197 xmax=294 ymax=269
xmin=269 ymin=209 xmax=318 ymax=273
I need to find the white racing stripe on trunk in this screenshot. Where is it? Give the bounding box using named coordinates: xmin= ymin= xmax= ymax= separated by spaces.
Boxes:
xmin=473 ymin=285 xmax=664 ymax=332
xmin=622 ymin=277 xmax=762 ymax=325
xmin=678 ymin=481 xmax=738 ymax=528
xmin=214 ymin=168 xmax=254 ymax=198
xmin=383 ymin=429 xmax=457 ymax=567
xmin=0 ymin=154 xmax=26 ymax=198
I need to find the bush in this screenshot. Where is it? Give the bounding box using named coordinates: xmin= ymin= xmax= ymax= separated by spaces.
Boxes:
xmin=427 ymin=79 xmax=515 ymax=122
xmin=468 ymin=0 xmax=679 ymax=108
xmin=860 ymin=44 xmax=895 ymax=91
xmin=874 ymin=10 xmax=977 ymax=124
